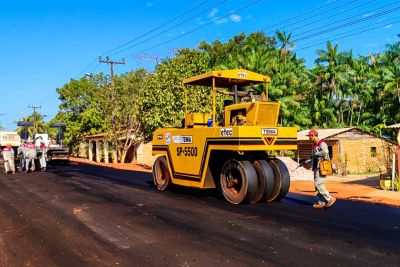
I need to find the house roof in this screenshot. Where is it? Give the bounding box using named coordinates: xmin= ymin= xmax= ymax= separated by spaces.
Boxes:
xmin=297 ymin=127 xmax=354 ymax=141
xmin=85 ymin=133 xmax=106 ymax=139
xmin=183 ymin=69 xmax=271 ymax=88
xmin=298 ymin=127 xmax=397 ymax=145
xmin=388 ymin=123 xmax=400 ymax=129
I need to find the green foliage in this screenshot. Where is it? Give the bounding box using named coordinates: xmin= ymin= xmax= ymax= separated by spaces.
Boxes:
xmin=51 ymin=31 xmax=400 ymax=153
xmin=54 ymin=73 xmax=109 ymax=148
xmin=139 ymin=49 xmax=211 ymax=141
xmin=16 ymin=112 xmax=48 ymax=140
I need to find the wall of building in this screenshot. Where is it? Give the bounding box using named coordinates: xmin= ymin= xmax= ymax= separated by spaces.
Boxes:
xmin=338 ymin=138 xmax=395 ymax=174
xmin=297 ymin=129 xmax=396 ymax=175
xmin=136 ymin=142 xmax=157 ymax=167
xmin=297 ymin=140 xmax=339 ymax=164
xmin=77 ymin=138 xmax=157 ymax=167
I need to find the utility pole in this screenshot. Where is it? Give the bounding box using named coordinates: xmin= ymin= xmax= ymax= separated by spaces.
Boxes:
xmin=28 ymin=105 xmax=41 ymax=136
xmin=28 ymin=105 xmax=41 ymax=115
xmin=98 ymin=56 xmax=125 ymax=163
xmin=98 ymin=56 xmax=125 ymax=87
xmin=0 ymin=113 xmax=4 ymax=130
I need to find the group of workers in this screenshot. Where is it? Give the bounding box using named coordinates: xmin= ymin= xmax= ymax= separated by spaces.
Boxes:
xmin=1 ymin=138 xmax=48 ymax=174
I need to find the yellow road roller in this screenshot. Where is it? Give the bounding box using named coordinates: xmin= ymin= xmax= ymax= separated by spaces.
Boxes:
xmin=152 ymin=69 xmax=297 ymax=204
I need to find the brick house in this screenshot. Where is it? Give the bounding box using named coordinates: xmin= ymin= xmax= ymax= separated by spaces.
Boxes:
xmin=297 ymin=127 xmax=397 ymax=175
xmin=79 ymin=133 xmax=157 ymax=166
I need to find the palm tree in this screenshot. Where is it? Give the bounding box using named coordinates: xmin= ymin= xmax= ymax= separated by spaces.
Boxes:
xmin=314 ymin=41 xmax=342 ymax=100
xmin=275 ymin=31 xmax=295 ymax=63
xmin=16 ymin=112 xmax=47 ymax=140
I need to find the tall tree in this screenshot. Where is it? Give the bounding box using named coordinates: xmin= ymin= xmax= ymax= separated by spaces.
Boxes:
xmin=275 ymin=31 xmax=295 ymax=62
xmin=55 ymin=74 xmax=109 ymax=150
xmin=110 ymin=69 xmax=148 ymax=163
xmin=16 ymin=112 xmax=48 ymax=140
xmin=139 ymin=49 xmax=211 ymax=141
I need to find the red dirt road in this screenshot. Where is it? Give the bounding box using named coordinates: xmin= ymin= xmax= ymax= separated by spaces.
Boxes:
xmin=0 ymin=158 xmax=398 ymax=266
xmin=70 ymin=157 xmax=400 ymax=208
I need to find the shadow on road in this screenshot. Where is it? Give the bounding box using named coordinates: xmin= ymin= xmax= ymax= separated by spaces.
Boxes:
xmin=341 ymin=175 xmax=381 ymax=188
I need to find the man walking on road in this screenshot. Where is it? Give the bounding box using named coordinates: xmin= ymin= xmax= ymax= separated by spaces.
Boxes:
xmin=1 ymin=144 xmax=16 ymax=174
xmin=23 ymin=138 xmax=37 ymax=173
xmin=307 ymin=129 xmax=336 ymax=209
xmin=38 ymin=141 xmax=47 ymax=171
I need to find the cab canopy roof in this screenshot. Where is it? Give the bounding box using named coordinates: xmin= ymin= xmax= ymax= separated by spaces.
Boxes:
xmin=183 ymin=69 xmax=271 ymax=88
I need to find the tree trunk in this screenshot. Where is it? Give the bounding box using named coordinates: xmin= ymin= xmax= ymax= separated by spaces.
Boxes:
xmin=349 ymin=105 xmax=354 ymax=126
xmin=130 ymin=144 xmax=137 ymax=163
xmin=357 ymin=102 xmax=363 ymax=126
xmin=120 ymin=149 xmax=128 ymax=164
xmin=111 ymin=142 xmax=118 ymax=163
xmin=340 ymin=103 xmax=344 ymax=124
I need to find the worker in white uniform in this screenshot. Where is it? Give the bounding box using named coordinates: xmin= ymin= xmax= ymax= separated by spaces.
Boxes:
xmin=1 ymin=144 xmax=15 ymax=174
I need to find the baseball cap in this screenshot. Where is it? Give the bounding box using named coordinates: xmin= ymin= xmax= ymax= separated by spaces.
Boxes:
xmin=306 ymin=129 xmax=319 ymax=136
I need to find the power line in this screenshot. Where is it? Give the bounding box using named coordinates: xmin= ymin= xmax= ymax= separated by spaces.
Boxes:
xmin=292 ymin=6 xmax=400 ymax=43
xmin=76 ymin=58 xmax=98 ymax=79
xmin=286 ymin=0 xmax=377 ymax=36
xmin=300 ymin=14 xmax=400 ymax=49
xmin=76 ymin=0 xmax=213 ymax=78
xmin=262 ymin=0 xmax=359 ymax=34
xmin=102 ymin=0 xmax=212 ymax=56
xmin=261 ymin=0 xmax=343 ymax=33
xmin=125 ymin=0 xmax=263 ymax=57
xmin=88 ymin=62 xmax=102 ymax=75
xmin=291 ymin=1 xmax=400 ymax=40
xmin=110 ymin=0 xmax=229 ymax=57
xmin=294 ymin=20 xmax=399 ymax=52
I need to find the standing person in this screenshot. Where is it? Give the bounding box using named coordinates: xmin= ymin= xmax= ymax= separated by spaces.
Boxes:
xmin=307 ymin=129 xmax=336 ymax=209
xmin=1 ymin=144 xmax=16 ymax=174
xmin=17 ymin=143 xmax=25 ymax=171
xmin=23 ymin=138 xmax=37 ymax=173
xmin=39 ymin=141 xmax=47 ymax=171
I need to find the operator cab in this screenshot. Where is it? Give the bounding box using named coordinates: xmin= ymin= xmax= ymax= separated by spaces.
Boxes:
xmin=182 ymin=69 xmax=279 ymax=128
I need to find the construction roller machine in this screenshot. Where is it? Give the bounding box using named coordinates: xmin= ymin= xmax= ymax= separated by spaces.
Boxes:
xmin=152 ymin=69 xmax=297 ymax=204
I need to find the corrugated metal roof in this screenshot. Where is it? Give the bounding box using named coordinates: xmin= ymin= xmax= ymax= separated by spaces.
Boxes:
xmin=297 ymin=127 xmax=354 ymax=141
xmin=183 ymin=69 xmax=270 ymax=87
xmin=388 ymin=123 xmax=400 ymax=129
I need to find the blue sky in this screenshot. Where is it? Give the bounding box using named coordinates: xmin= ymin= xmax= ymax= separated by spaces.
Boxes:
xmin=0 ymin=0 xmax=398 ymax=131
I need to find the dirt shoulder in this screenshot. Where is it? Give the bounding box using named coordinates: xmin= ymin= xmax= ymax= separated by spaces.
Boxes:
xmin=69 ymin=157 xmax=400 ymax=208
xmin=291 ymin=175 xmax=400 ymax=207
xmin=70 ymin=157 xmax=152 ymax=173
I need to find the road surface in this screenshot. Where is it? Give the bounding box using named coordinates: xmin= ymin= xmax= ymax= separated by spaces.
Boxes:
xmin=0 ymin=162 xmax=399 ymax=266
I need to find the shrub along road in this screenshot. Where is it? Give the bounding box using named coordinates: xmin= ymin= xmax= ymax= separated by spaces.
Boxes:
xmin=0 ymin=162 xmax=399 ymax=266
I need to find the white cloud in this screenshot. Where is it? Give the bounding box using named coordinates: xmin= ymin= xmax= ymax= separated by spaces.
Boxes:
xmin=364 ymin=43 xmax=378 ymax=48
xmin=208 ymin=8 xmax=218 ymax=18
xmin=363 ymin=12 xmax=374 ymax=17
xmin=215 ymin=17 xmax=229 ymax=25
xmin=195 ymin=18 xmax=204 ymax=25
xmin=230 ymin=13 xmax=241 ymax=23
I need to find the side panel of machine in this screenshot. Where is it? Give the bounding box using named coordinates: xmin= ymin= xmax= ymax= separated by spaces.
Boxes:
xmin=0 ymin=131 xmax=21 ymax=147
xmin=152 ymin=126 xmax=297 ymax=189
